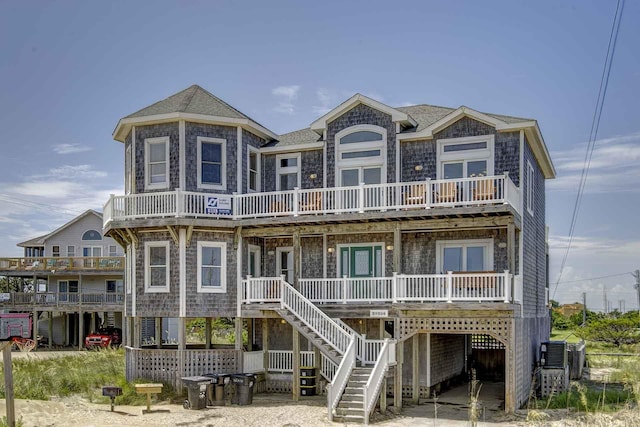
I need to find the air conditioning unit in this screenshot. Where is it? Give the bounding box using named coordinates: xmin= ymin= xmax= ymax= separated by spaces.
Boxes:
xmin=540 ymin=341 xmax=567 ymax=368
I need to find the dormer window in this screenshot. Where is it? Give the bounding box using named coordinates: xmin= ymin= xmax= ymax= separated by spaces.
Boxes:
xmin=145 ymin=136 xmax=170 ymax=190
xmin=437 ymin=135 xmax=494 ymax=179
xmin=198 ymin=137 xmax=226 ymax=190
xmin=335 ymin=125 xmax=387 ymax=188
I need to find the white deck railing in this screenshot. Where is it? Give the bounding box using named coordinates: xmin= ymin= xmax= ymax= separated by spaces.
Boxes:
xmin=363 ymin=339 xmax=393 ymax=425
xmin=104 ymin=174 xmax=521 ymax=226
xmin=243 ymin=350 xmax=336 ymax=381
xmin=327 ymin=337 xmax=356 ymax=422
xmin=285 ymin=271 xmax=513 ymax=304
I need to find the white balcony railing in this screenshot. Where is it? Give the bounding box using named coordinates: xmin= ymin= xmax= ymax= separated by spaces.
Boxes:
xmin=278 ymin=271 xmax=513 ymax=304
xmin=104 ymin=174 xmax=521 ymax=227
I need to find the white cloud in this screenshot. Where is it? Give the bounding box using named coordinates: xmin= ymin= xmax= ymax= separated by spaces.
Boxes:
xmin=49 ymin=165 xmax=108 ymax=179
xmin=272 ymin=85 xmax=300 ymax=115
xmin=312 ymin=88 xmax=333 ymax=115
xmin=272 ymin=85 xmax=300 ymax=100
xmin=548 ymin=131 xmax=640 ymax=193
xmin=52 ymin=143 xmax=92 ymax=154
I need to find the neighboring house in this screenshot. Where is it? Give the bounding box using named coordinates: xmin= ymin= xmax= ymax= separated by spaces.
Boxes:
xmin=104 ymin=85 xmax=554 ymax=421
xmin=0 ymin=210 xmax=124 ymax=348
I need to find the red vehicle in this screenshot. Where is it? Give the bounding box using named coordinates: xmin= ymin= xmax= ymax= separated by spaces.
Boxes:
xmin=84 ymin=326 xmax=122 ymax=348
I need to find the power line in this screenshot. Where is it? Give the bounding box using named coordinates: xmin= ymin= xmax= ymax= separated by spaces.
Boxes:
xmin=552 ymin=0 xmax=625 ymax=299
xmin=554 ymin=271 xmax=633 ymax=285
xmin=0 ymin=194 xmax=83 ymax=216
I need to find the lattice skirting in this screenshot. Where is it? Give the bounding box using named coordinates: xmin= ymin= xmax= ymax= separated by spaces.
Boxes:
xmin=398 ymin=317 xmax=512 ymax=345
xmin=540 ymin=367 xmax=569 ymax=397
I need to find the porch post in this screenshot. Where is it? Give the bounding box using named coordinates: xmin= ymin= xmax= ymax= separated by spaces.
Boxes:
xmin=262 ymin=319 xmax=269 ymax=373
xmin=32 ymin=310 xmax=38 ymax=343
xmin=393 ymin=224 xmax=401 ymax=273
xmin=314 ymin=345 xmax=322 ymax=395
xmin=155 ymin=317 xmax=162 ymax=348
xmin=205 ymin=317 xmax=212 ymax=349
xmin=507 ymin=222 xmax=516 ymax=274
xmin=63 ymin=313 xmax=68 ymax=346
xmin=178 ymin=317 xmax=185 ymax=394
xmin=90 ymin=312 xmax=95 ymax=332
xmin=393 ymin=339 xmax=404 ymax=411
xmin=292 ymin=328 xmax=300 ymax=401
xmin=48 ymin=311 xmax=53 ymax=349
xmin=412 ymin=334 xmax=419 ymax=403
xmin=234 ymin=317 xmax=243 ymax=350
xmin=293 ymin=231 xmax=300 ymax=288
xmin=78 ymin=310 xmax=84 ymax=350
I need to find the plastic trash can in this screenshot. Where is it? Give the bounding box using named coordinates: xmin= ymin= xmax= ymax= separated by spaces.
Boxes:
xmin=203 ymin=373 xmax=230 ymax=406
xmin=231 ymin=373 xmax=255 ymax=405
xmin=181 ymin=376 xmax=211 ymax=410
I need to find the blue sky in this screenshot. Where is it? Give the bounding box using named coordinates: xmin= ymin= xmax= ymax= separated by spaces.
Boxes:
xmin=0 ymin=1 xmax=638 ymax=308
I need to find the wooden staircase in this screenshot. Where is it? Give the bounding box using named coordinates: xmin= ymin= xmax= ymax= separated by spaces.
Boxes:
xmin=333 ymin=366 xmax=374 ymax=423
xmin=277 ymin=309 xmax=342 ymax=365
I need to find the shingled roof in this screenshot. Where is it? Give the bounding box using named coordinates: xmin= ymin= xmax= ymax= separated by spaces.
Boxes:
xmin=125 ymin=85 xmax=253 ymax=120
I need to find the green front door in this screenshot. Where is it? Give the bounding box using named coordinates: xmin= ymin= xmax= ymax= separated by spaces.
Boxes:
xmin=339 ymin=245 xmax=383 ymax=278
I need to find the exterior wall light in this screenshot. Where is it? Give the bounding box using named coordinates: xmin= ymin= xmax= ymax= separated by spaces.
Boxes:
xmin=386 ymin=245 xmax=394 ymax=251
xmin=414 ymin=165 xmax=423 ymax=171
xmin=309 ymin=173 xmax=317 ymax=180
xmin=327 ymin=247 xmax=335 ymax=253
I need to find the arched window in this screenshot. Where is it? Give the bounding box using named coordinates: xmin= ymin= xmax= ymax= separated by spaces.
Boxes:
xmin=82 ymin=230 xmax=102 ymax=241
xmin=335 ymin=125 xmax=387 ymax=188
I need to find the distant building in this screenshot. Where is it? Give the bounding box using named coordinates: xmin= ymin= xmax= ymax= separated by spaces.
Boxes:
xmin=0 ymin=210 xmax=124 ymax=348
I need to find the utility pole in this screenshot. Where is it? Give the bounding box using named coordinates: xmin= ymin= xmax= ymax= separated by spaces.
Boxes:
xmin=582 ymin=292 xmax=587 ymax=326
xmin=633 ymin=270 xmax=640 ymax=313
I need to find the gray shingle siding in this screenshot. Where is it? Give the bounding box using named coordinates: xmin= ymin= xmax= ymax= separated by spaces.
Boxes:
xmin=400 ymin=140 xmax=436 ymax=181
xmin=326 ymin=103 xmax=396 ymax=186
xmin=434 ymin=116 xmax=494 ymax=140
xmin=133 ymin=231 xmax=179 ymax=317
xmin=262 ymin=154 xmax=276 ymax=192
xmin=522 ymin=137 xmax=547 ymax=318
xmin=131 ymin=230 xmax=237 ymax=318
xmin=495 ymin=131 xmax=521 ymax=186
xmin=185 ymin=122 xmax=238 ymax=194
xmin=301 ymin=150 xmax=324 ymax=189
xmin=134 ymin=123 xmax=180 ymax=193
xmin=186 ymin=231 xmax=236 ymax=317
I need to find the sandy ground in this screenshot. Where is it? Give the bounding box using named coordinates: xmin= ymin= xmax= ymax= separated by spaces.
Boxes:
xmin=0 ymin=394 xmax=638 ymax=427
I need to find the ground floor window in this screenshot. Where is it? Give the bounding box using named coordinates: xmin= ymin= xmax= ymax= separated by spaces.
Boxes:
xmin=435 ymin=239 xmax=493 ymax=273
xmin=197 ymin=242 xmax=227 ymax=293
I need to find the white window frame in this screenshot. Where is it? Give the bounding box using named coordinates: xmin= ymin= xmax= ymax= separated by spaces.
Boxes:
xmin=335 ymin=125 xmax=387 ymax=187
xmin=52 ymin=246 xmax=60 ymax=257
xmin=435 ymin=239 xmax=494 ymax=273
xmin=108 ymin=245 xmax=118 ymax=257
xmin=106 ymin=279 xmax=124 ymax=293
xmin=145 ymin=241 xmax=170 ymax=293
xmin=276 ymin=153 xmax=301 ymax=191
xmin=197 ymin=242 xmax=227 ymax=293
xmin=197 ymin=136 xmax=226 ymax=190
xmin=145 ymin=136 xmax=170 ymax=190
xmin=66 ymin=245 xmax=75 ymax=257
xmin=526 ymin=160 xmax=534 ymax=216
xmin=248 ymin=244 xmax=261 ymax=277
xmin=247 ymin=146 xmax=260 ymax=192
xmin=437 ymin=135 xmax=494 ymax=179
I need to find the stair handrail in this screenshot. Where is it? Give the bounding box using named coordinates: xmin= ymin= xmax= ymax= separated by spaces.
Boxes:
xmin=334 ymin=318 xmax=391 ymax=365
xmin=280 ymin=278 xmax=352 ymax=354
xmin=326 ymin=335 xmax=356 ymax=422
xmin=362 ymin=338 xmax=392 ymax=425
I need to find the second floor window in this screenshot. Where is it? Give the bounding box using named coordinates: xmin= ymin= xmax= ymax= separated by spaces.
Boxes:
xmin=276 ymin=154 xmax=300 ymax=191
xmin=197 ymin=242 xmax=227 ymax=293
xmin=52 ymin=246 xmax=60 ymax=257
xmin=67 ymin=246 xmax=75 ymax=257
xmin=248 ymin=148 xmax=260 ymax=192
xmin=145 ymin=136 xmax=170 ymax=190
xmin=437 ymin=135 xmax=494 ymax=180
xmin=198 ymin=137 xmax=226 ymax=189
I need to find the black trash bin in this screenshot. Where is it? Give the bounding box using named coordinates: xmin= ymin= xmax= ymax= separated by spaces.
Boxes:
xmin=231 ymin=373 xmax=255 ymax=405
xmin=300 ymin=366 xmax=316 ymax=396
xmin=203 ymin=373 xmax=230 ymax=406
xmin=181 ymin=376 xmax=211 ymax=410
